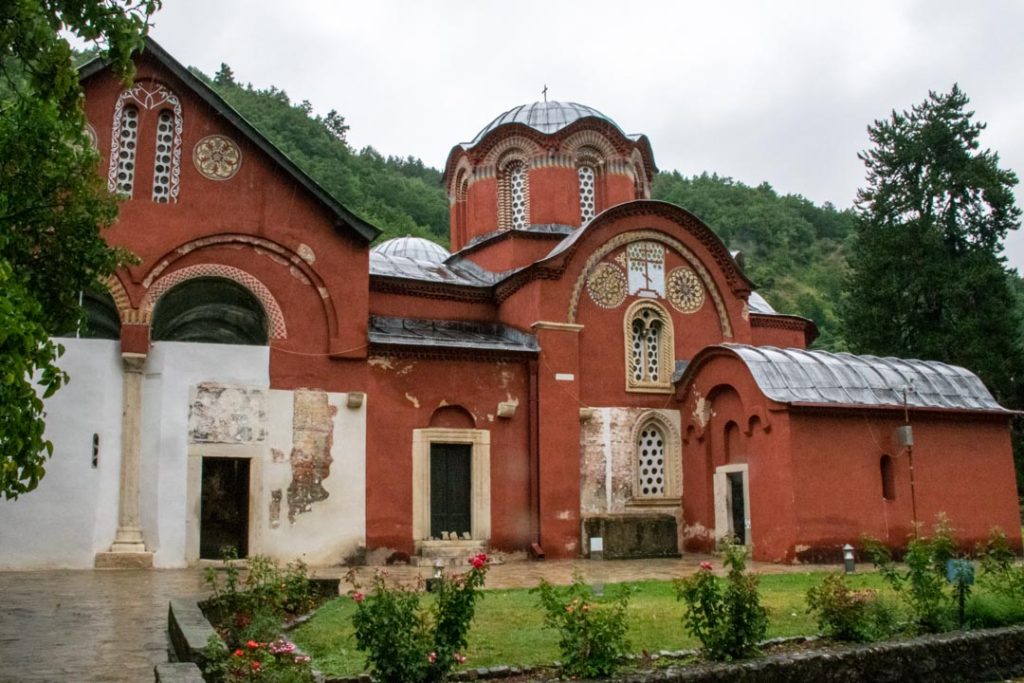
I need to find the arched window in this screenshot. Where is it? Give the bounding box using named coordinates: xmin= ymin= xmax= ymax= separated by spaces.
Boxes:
xmin=624 ymin=301 xmax=673 ymax=392
xmin=636 ymin=421 xmax=666 ymax=498
xmin=500 ymin=159 xmax=529 ymax=230
xmin=152 ymin=277 xmax=268 ymax=345
xmin=114 ymin=104 xmax=139 ymax=196
xmin=880 ymin=454 xmax=896 ymax=501
xmin=578 ymin=164 xmax=596 ymax=224
xmin=57 ymin=289 xmax=122 ymax=339
xmin=151 ymin=109 xmax=175 ymax=202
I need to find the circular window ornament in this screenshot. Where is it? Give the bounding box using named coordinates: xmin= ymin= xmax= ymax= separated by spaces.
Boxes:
xmin=667 ymin=267 xmax=704 ymax=313
xmin=193 ymin=135 xmax=242 ymax=180
xmin=587 ymin=263 xmax=627 ymax=309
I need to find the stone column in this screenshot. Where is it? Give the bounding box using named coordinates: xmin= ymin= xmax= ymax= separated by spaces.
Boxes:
xmin=95 ymin=352 xmax=153 ymax=568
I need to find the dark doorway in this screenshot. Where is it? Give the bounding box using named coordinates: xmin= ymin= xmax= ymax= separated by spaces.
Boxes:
xmin=200 ymin=457 xmax=250 ymax=559
xmin=728 ymin=471 xmax=746 ymax=545
xmin=430 ymin=443 xmax=471 ymax=539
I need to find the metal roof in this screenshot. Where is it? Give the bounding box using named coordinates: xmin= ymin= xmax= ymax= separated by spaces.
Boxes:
xmin=368 ymin=316 xmax=538 ymax=353
xmin=469 ymin=101 xmax=623 ymax=146
xmin=720 ymin=344 xmax=1007 ymax=412
xmin=369 ymin=251 xmax=498 ymax=287
xmin=748 ymin=292 xmax=776 ymax=314
xmin=372 ymin=237 xmax=450 ymax=264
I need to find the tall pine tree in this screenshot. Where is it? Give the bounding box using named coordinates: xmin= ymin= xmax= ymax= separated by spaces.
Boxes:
xmin=844 ymin=86 xmax=1023 ymax=407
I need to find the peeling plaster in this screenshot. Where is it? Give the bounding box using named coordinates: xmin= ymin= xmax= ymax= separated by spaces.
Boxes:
xmin=692 ymin=390 xmax=714 ymax=428
xmin=396 ymin=362 xmax=415 ymax=376
xmin=289 ymin=265 xmax=311 ymax=285
xmin=405 ymin=393 xmax=420 ymax=408
xmin=269 ymin=490 xmax=282 ymax=528
xmin=556 ymin=510 xmax=573 ymax=520
xmin=368 ymin=356 xmax=395 ymax=370
xmin=486 ymin=414 xmax=494 ymax=422
xmin=271 ymin=448 xmax=285 ymax=463
xmin=286 ymin=390 xmax=336 ymax=523
xmin=741 ymin=302 xmax=750 ymax=321
xmin=317 ymin=287 xmax=329 ymax=299
xmin=188 ymin=384 xmax=267 ymax=443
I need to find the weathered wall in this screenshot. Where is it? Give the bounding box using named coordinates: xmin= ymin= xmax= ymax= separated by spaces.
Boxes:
xmin=789 ymin=409 xmax=1023 ymax=560
xmin=0 ymin=339 xmax=124 ymax=569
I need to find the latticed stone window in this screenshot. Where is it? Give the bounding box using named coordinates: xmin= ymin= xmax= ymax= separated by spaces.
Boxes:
xmin=152 ymin=110 xmax=174 ymax=202
xmin=636 ymin=422 xmax=666 ymax=497
xmin=624 ymin=301 xmax=673 ymax=392
xmin=578 ymin=164 xmax=596 ymax=223
xmin=115 ymin=105 xmax=139 ymax=195
xmin=508 ymin=162 xmax=527 ymax=229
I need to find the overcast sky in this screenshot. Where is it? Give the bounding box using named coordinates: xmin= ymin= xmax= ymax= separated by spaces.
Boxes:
xmin=143 ymin=1 xmax=1024 ymax=269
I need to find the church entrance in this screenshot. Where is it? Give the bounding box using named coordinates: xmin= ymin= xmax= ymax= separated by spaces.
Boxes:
xmin=430 ymin=443 xmax=471 ymax=539
xmin=200 ymin=457 xmax=250 ymax=559
xmin=714 ymin=464 xmax=750 ymax=546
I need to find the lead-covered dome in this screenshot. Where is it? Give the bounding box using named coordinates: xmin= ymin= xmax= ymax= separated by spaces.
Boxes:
xmin=371 ymin=236 xmax=450 ymax=264
xmin=469 ymin=101 xmax=622 ymax=146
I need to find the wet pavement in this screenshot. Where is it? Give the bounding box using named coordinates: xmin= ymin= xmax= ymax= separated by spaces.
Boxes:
xmin=0 ymin=556 xmax=817 ymax=682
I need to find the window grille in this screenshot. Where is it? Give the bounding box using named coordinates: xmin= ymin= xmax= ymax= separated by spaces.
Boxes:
xmin=508 ymin=162 xmax=527 ymax=229
xmin=578 ymin=164 xmax=596 ymax=223
xmin=637 ymin=423 xmax=666 ymax=497
xmin=115 ymin=105 xmax=139 ymax=196
xmin=152 ymin=110 xmax=174 ymax=202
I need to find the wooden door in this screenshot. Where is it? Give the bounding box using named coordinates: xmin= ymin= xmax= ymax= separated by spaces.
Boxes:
xmin=430 ymin=444 xmax=471 ymax=538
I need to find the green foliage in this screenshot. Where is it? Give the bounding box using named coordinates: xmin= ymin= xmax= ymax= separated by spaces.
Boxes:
xmin=843 ymin=85 xmax=1024 ymax=406
xmin=0 ymin=0 xmax=156 ymax=499
xmin=532 ymin=573 xmax=631 ymax=678
xmin=805 ymin=572 xmax=898 ymax=642
xmin=193 ymin=67 xmax=449 ymax=244
xmin=203 ymin=551 xmax=318 ymax=645
xmin=674 ymin=543 xmax=768 ymax=661
xmin=652 ymin=172 xmax=855 ymax=349
xmin=862 ymin=517 xmax=959 ymax=633
xmin=978 ymin=528 xmax=1024 ymax=604
xmin=347 ymin=553 xmax=490 ymax=683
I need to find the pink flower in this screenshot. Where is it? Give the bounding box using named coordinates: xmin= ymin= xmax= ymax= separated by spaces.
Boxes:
xmin=700 ymin=561 xmax=713 ymax=571
xmin=581 ymin=603 xmax=590 ymax=613
xmin=352 ymin=591 xmax=365 ymax=603
xmin=469 ymin=553 xmax=488 ymax=569
xmin=294 ymin=655 xmax=311 ymax=664
xmin=454 ymin=652 xmax=466 ymax=664
xmin=250 ymin=661 xmax=261 ymax=671
xmin=566 ymin=605 xmax=574 ymax=614
xmin=428 ymin=651 xmax=437 ymax=663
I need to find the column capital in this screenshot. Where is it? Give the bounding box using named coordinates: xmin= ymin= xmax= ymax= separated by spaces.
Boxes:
xmin=121 ymin=352 xmax=147 ymax=373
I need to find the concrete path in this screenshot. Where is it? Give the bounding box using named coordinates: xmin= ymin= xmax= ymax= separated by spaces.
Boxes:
xmin=0 ymin=557 xmax=822 ymax=682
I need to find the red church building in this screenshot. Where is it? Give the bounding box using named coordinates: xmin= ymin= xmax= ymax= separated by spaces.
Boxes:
xmin=0 ymin=39 xmax=1019 ymax=569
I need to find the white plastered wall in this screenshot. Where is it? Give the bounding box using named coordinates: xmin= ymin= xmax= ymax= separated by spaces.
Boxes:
xmin=0 ymin=339 xmax=123 ymax=569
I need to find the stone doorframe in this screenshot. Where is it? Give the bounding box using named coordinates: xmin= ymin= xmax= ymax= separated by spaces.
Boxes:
xmin=185 ymin=444 xmax=263 ymax=565
xmin=713 ymin=463 xmax=750 ymax=546
xmin=412 ymin=428 xmax=491 ymax=546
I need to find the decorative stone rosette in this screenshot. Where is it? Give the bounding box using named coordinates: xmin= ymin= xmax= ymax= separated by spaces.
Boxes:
xmin=667 ymin=267 xmax=704 ymax=313
xmin=586 ymin=263 xmax=627 ymax=308
xmin=193 ymin=135 xmax=242 ymax=180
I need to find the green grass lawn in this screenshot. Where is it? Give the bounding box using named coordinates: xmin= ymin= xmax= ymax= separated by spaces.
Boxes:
xmin=292 ymin=571 xmax=892 ymax=677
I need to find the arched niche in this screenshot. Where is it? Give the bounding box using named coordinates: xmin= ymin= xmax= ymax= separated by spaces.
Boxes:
xmin=151 ymin=277 xmax=268 ymax=345
xmin=429 ymin=405 xmax=476 ymax=430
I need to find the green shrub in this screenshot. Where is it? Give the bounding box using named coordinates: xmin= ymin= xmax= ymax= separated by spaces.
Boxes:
xmin=348 ymin=553 xmax=490 ymax=682
xmin=532 ymin=572 xmax=631 ymax=679
xmin=863 ymin=516 xmax=957 ymax=634
xmin=674 ymin=542 xmax=768 ymax=661
xmin=201 ymin=636 xmax=315 ymax=683
xmin=805 ymin=573 xmax=898 ymax=642
xmin=978 ymin=528 xmax=1024 ymax=605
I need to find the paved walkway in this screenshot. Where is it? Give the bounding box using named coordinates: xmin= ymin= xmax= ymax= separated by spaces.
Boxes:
xmin=0 ymin=557 xmax=820 ymax=682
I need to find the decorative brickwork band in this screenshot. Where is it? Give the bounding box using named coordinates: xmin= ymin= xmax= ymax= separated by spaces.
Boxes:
xmin=142 ymin=264 xmax=288 ymax=339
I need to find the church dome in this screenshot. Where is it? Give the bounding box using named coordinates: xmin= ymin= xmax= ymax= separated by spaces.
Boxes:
xmin=470 ymin=101 xmax=622 ymax=145
xmin=371 ymin=236 xmax=451 ymax=264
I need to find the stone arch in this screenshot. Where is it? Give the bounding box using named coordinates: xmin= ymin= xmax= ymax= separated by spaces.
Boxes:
xmin=98 ymin=273 xmax=134 ymax=324
xmin=141 ymin=264 xmax=287 ymax=339
xmin=567 ymin=230 xmax=732 ymax=337
xmin=481 ymin=134 xmax=542 ymax=167
xmin=563 ymin=129 xmax=617 ymax=161
xmin=429 ymin=405 xmax=476 ymax=429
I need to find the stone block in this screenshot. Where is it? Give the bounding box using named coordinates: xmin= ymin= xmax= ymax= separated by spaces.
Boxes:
xmin=154 ymin=663 xmax=204 ymax=683
xmin=94 ymin=551 xmax=154 ymax=569
xmin=583 ymin=513 xmax=679 ymax=559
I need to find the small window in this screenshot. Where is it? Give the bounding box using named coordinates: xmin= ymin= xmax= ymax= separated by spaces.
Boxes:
xmin=880 ymin=454 xmax=895 ymax=501
xmin=115 ymin=105 xmax=139 ymax=196
xmin=500 ymin=159 xmax=529 ymax=230
xmin=578 ymin=164 xmax=596 ymax=223
xmin=624 ymin=301 xmax=673 ymax=392
xmin=152 ymin=109 xmax=174 ymax=202
xmin=636 ymin=422 xmax=666 ymax=498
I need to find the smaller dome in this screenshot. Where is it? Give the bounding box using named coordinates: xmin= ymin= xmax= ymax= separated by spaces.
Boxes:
xmin=470 ymin=101 xmax=621 ymax=145
xmin=372 ymin=236 xmax=451 ymax=264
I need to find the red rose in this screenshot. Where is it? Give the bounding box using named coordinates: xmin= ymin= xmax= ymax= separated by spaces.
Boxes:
xmin=352 ymin=591 xmax=365 ymax=603
xmin=700 ymin=561 xmax=713 ymax=571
